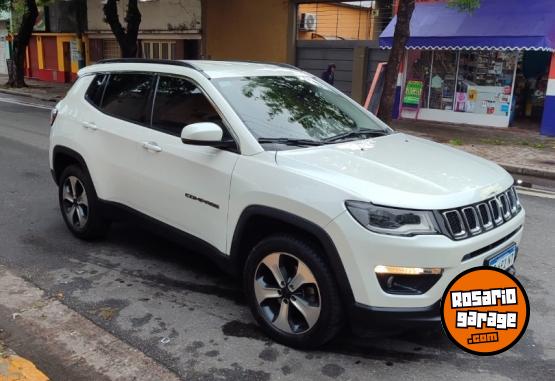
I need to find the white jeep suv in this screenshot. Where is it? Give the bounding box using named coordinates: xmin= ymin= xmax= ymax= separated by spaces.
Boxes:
xmin=49 ymin=59 xmax=525 ymax=348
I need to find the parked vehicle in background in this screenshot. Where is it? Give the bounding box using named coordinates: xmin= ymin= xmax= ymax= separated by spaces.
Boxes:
xmin=49 ymin=59 xmax=525 ymax=348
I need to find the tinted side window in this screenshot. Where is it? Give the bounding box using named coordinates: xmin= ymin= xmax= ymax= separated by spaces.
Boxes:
xmin=85 ymin=74 xmax=107 ymax=107
xmin=152 ymin=76 xmax=223 ymax=136
xmin=101 ymin=73 xmax=155 ymax=124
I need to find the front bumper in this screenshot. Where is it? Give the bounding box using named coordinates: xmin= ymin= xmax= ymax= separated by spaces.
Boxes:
xmin=325 ymin=208 xmax=525 ymax=313
xmin=349 ymin=301 xmax=441 ymax=334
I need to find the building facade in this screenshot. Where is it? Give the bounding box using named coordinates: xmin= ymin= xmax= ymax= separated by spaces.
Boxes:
xmin=23 ymin=3 xmax=87 ymax=83
xmin=86 ymin=0 xmax=201 ymax=63
xmin=381 ymin=0 xmax=555 ymax=136
xmin=297 ymin=2 xmax=375 ymax=41
xmin=0 ymin=11 xmax=10 ymax=75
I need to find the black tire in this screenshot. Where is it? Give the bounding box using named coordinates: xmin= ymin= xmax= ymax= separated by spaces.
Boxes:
xmin=58 ymin=165 xmax=109 ymax=240
xmin=244 ymin=234 xmax=343 ymax=348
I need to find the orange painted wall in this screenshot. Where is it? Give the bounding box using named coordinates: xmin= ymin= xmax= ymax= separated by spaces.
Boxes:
xmin=297 ymin=3 xmax=373 ymax=40
xmin=203 ymin=0 xmax=292 ymax=63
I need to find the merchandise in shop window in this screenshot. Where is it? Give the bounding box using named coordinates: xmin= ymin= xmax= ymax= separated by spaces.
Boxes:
xmin=456 ymin=51 xmax=518 ymax=116
xmin=429 ymin=51 xmax=457 ymax=111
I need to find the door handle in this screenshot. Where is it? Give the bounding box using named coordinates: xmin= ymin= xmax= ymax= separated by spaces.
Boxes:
xmin=142 ymin=141 xmax=162 ymax=153
xmin=82 ymin=121 xmax=97 ymax=131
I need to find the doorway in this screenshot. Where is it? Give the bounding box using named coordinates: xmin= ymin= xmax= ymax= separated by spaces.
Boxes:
xmin=512 ymin=51 xmax=551 ymax=130
xmin=62 ymin=42 xmax=72 ymax=83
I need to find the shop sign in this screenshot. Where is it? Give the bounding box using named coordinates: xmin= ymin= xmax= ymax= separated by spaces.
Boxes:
xmin=403 ymin=80 xmax=424 ymax=107
xmin=70 ymin=40 xmax=82 ymax=63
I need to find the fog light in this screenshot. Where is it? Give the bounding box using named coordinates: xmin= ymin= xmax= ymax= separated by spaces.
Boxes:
xmin=375 ymin=266 xmax=443 ymax=295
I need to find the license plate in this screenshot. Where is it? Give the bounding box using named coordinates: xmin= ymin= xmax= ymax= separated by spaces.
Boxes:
xmin=485 ymin=244 xmax=517 ymax=270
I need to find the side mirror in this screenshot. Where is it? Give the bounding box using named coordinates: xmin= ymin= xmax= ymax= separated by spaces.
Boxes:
xmin=180 ymin=122 xmax=235 ymax=149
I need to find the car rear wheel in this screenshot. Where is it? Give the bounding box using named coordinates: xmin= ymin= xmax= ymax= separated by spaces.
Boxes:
xmin=244 ymin=234 xmax=343 ymax=348
xmin=58 ymin=165 xmax=109 ymax=240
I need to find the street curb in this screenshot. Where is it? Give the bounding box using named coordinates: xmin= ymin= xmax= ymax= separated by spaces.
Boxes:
xmin=0 ymin=88 xmax=60 ymax=103
xmin=500 ymin=163 xmax=555 ymax=181
xmin=0 ymin=265 xmax=182 ymax=381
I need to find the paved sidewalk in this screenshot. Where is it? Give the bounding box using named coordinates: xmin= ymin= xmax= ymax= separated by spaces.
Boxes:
xmin=0 ymin=265 xmax=181 ymax=381
xmin=393 ymin=119 xmax=555 ymax=180
xmin=0 ymin=75 xmax=71 ymax=102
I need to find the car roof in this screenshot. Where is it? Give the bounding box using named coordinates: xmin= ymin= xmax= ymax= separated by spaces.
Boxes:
xmin=78 ymin=59 xmax=308 ymax=79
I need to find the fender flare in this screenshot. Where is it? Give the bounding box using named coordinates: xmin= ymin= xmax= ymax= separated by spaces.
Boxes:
xmin=230 ymin=205 xmax=355 ymax=306
xmin=51 ymin=146 xmax=90 ymax=185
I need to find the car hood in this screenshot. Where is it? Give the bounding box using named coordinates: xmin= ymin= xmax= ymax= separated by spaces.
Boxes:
xmin=275 ymin=133 xmax=513 ymax=210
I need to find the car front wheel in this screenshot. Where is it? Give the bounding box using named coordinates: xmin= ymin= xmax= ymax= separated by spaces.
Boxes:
xmin=244 ymin=234 xmax=343 ymax=348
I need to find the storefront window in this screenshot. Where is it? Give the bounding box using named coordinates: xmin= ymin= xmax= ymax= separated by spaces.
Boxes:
xmin=455 ymin=51 xmax=518 ymax=115
xmin=429 ymin=51 xmax=458 ymax=111
xmin=405 ymin=50 xmax=432 ymax=108
xmin=404 ymin=49 xmax=519 ymax=118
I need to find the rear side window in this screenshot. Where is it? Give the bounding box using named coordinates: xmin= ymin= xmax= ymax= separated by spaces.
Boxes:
xmin=152 ymin=76 xmax=223 ymax=136
xmin=101 ymin=73 xmax=155 ymax=125
xmin=85 ymin=74 xmax=107 ymax=107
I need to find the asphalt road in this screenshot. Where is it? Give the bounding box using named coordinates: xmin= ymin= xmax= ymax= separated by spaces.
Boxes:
xmin=0 ymin=96 xmax=554 ymax=380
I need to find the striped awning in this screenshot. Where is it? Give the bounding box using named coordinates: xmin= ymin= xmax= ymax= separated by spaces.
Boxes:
xmin=379 ymin=0 xmax=555 ymax=52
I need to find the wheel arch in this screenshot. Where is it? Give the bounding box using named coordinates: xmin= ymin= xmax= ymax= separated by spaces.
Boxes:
xmin=230 ymin=205 xmax=355 ymax=306
xmin=52 ymin=146 xmax=90 ymax=185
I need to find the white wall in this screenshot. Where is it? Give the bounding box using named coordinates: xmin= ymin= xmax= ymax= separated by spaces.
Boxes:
xmin=401 ymin=108 xmax=510 ymax=128
xmin=87 ymin=0 xmax=201 ymax=33
xmin=0 ymin=20 xmax=9 ymax=75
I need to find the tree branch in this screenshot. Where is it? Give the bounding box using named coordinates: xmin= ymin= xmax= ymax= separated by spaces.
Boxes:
xmin=103 ymin=0 xmax=127 ymax=48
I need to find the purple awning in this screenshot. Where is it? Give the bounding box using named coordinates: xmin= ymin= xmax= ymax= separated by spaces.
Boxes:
xmin=379 ymin=0 xmax=555 ymax=51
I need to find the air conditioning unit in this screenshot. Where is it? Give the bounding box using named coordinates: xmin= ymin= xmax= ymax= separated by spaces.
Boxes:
xmin=300 ymin=13 xmax=317 ymax=31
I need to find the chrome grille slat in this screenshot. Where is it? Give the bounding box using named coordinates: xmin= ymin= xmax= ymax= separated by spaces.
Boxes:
xmin=442 ymin=210 xmax=467 ymax=239
xmin=477 ymin=203 xmax=493 ymax=231
xmin=498 ymin=193 xmax=511 ymax=220
xmin=507 ymin=189 xmax=518 ymax=215
xmin=489 ymin=198 xmax=504 ymax=226
xmin=462 ymin=207 xmax=482 ymax=235
xmin=441 ymin=187 xmax=521 ymax=240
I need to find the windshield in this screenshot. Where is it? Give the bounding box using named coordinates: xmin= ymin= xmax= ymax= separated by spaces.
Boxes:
xmin=212 ymin=76 xmax=389 ymax=144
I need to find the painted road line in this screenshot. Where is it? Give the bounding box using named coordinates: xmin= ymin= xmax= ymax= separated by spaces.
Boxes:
xmin=0 ymin=355 xmax=50 ymax=381
xmin=516 ymin=187 xmax=555 ymax=199
xmin=0 ymin=97 xmax=53 ymax=110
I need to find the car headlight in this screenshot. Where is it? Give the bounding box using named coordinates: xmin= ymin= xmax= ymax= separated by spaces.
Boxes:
xmin=345 ymin=201 xmax=439 ymax=236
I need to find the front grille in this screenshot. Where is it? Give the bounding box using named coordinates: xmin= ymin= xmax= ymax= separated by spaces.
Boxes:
xmin=461 ymin=227 xmax=522 ymax=262
xmin=440 ymin=187 xmax=521 ymax=240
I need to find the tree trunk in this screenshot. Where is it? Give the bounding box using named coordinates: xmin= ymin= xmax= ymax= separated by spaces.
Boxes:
xmin=377 ymin=0 xmax=415 ymax=124
xmin=74 ymin=0 xmax=87 ymax=68
xmin=8 ymin=0 xmax=39 ymax=87
xmin=103 ymin=0 xmax=142 ymax=58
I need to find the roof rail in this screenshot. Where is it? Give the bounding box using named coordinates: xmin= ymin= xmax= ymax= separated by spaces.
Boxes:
xmin=94 ymin=58 xmax=210 ymax=78
xmin=269 ymin=62 xmax=300 ymax=70
xmin=228 ymin=60 xmax=299 ymax=71
xmin=96 ymin=58 xmax=196 ymax=69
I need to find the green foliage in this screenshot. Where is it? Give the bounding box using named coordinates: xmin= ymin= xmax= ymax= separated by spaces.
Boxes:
xmin=449 ymin=138 xmax=464 ymax=146
xmin=241 ymin=76 xmax=356 ymax=139
xmin=8 ymin=0 xmax=52 ymax=32
xmin=0 ymin=0 xmax=9 ymax=12
xmin=448 ymin=0 xmax=481 ymax=12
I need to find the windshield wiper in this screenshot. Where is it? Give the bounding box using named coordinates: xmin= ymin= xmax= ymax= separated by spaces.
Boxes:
xmin=257 ymin=137 xmax=324 ymax=146
xmin=324 ymin=129 xmax=389 ymax=143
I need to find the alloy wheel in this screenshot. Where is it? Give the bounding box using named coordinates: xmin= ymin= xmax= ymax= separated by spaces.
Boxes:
xmin=254 ymin=252 xmax=321 ymax=334
xmin=62 ymin=176 xmax=89 ymax=229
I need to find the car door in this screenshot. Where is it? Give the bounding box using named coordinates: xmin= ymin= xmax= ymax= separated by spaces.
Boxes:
xmin=133 ymin=75 xmax=240 ymax=253
xmin=91 ymin=72 xmax=157 ymax=208
xmin=75 ymin=74 xmax=113 ymax=200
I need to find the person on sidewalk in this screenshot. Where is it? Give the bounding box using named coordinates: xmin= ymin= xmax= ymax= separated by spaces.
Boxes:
xmin=321 ymin=64 xmax=336 ymax=86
